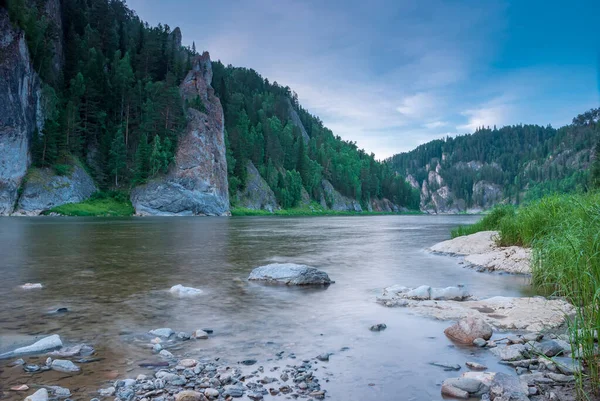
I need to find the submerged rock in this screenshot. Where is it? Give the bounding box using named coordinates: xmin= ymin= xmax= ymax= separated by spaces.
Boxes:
xmin=248 ymin=263 xmax=333 ymax=285
xmin=444 ymin=317 xmax=493 ymax=345
xmin=24 ymin=388 xmax=48 ymax=401
xmin=170 ymin=284 xmax=203 ymax=297
xmin=51 ymin=359 xmax=81 ymax=373
xmin=369 ymin=323 xmax=387 ymax=332
xmin=385 ymin=284 xmax=470 ymax=301
xmin=20 ymin=283 xmax=43 ymax=290
xmin=0 ymin=334 xmax=62 ymax=359
xmin=149 ymin=328 xmax=175 ymax=338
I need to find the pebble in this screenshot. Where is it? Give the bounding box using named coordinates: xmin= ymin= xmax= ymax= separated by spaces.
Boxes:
xmin=369 ymin=323 xmax=387 ymax=332
xmin=473 ymin=338 xmax=487 ymax=347
xmin=10 ymin=384 xmax=29 ymax=391
xmin=51 ymin=359 xmax=81 ymax=373
xmin=316 ymin=353 xmax=330 ymax=362
xmin=149 ymin=328 xmax=175 ymax=338
xmin=192 ymin=329 xmax=209 ymax=339
xmin=240 ymin=359 xmax=257 ymax=366
xmin=465 ymin=361 xmax=487 ymax=371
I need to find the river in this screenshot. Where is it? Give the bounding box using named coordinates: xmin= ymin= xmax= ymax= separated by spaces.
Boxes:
xmin=0 ymin=215 xmax=530 ymax=400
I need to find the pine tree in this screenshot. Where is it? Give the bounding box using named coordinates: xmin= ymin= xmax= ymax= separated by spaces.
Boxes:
xmin=134 ymin=134 xmax=151 ymax=183
xmin=109 ymin=129 xmax=127 ymax=186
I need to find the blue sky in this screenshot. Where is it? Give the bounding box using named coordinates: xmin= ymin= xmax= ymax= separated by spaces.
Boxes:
xmin=128 ymin=0 xmax=599 ymax=159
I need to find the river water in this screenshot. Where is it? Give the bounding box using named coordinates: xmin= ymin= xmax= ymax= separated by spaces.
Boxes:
xmin=0 ymin=215 xmax=530 ymax=400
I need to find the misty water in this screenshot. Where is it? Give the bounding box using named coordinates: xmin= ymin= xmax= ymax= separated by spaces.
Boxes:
xmin=0 ymin=216 xmax=531 ymax=400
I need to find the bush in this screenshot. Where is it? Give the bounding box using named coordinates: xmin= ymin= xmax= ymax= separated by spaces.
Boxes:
xmin=53 ymin=164 xmax=72 ymax=176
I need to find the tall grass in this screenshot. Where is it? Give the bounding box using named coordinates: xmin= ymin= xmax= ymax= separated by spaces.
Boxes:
xmin=453 ymin=193 xmax=600 ymax=395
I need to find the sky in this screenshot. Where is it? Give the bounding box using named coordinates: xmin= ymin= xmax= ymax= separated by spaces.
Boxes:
xmin=127 ymin=0 xmax=600 ymax=159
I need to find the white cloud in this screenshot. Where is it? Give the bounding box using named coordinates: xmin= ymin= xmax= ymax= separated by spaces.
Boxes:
xmin=423 ymin=121 xmax=448 ymax=129
xmin=457 ymin=103 xmax=511 ymax=132
xmin=396 ymin=93 xmax=439 ymax=118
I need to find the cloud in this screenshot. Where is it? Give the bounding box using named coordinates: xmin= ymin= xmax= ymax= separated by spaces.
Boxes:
xmin=457 ymin=103 xmax=512 ymax=132
xmin=423 ymin=121 xmax=448 ymax=129
xmin=396 ymin=93 xmax=439 ymax=118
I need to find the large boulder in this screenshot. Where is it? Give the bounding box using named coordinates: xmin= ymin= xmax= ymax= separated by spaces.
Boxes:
xmin=444 ymin=317 xmax=493 ymax=345
xmin=131 ymin=52 xmax=229 ymax=216
xmin=248 ymin=263 xmax=333 ymax=285
xmin=14 ymin=164 xmax=97 ymax=215
xmin=235 ymin=161 xmax=278 ymax=212
xmin=0 ymin=9 xmax=43 ymax=215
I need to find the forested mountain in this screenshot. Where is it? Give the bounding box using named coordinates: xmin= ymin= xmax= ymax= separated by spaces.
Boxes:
xmin=0 ymin=0 xmax=418 ymax=215
xmin=388 ymin=110 xmax=600 ymax=213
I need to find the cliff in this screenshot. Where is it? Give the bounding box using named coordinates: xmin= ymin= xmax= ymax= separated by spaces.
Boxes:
xmin=0 ymin=9 xmax=42 ymax=214
xmin=131 ymin=52 xmax=230 ymax=216
xmin=236 ymin=161 xmax=278 ymax=212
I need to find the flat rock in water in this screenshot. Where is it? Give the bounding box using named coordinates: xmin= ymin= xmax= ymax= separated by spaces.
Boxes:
xmin=465 ymin=361 xmax=488 ymax=370
xmin=369 ymin=323 xmax=387 ymax=332
xmin=51 ymin=359 xmax=81 ymax=373
xmin=0 ymin=334 xmax=62 ymax=359
xmin=149 ymin=328 xmax=174 ymax=338
xmin=20 ymin=283 xmax=43 ymax=290
xmin=443 ymin=377 xmax=488 ymax=396
xmin=490 ymin=344 xmax=528 ymax=361
xmin=24 ymin=388 xmax=48 ymax=401
xmin=441 ymin=383 xmax=469 ymax=399
xmin=248 ymin=263 xmax=333 ymax=285
xmin=534 ymin=339 xmax=565 ymax=357
xmin=430 ymin=361 xmax=461 ymax=371
xmin=169 ymin=284 xmax=203 ymax=297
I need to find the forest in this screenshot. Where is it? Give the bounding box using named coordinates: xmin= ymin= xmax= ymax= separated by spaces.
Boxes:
xmin=388 ymin=110 xmax=600 ymax=206
xmin=6 ymin=0 xmax=419 ymax=211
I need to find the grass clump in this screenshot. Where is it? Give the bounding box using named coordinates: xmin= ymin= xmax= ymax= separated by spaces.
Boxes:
xmin=451 ymin=205 xmax=515 ymax=238
xmin=452 ymin=192 xmax=600 ymax=394
xmin=46 ymin=191 xmax=134 ymax=216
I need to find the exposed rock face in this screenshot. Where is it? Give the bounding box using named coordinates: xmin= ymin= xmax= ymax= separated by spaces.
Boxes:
xmin=472 ymin=181 xmax=503 ymax=209
xmin=131 ymin=52 xmax=229 ymax=216
xmin=248 ymin=263 xmax=333 ymax=285
xmin=370 ymin=198 xmax=400 ymax=212
xmin=14 ymin=164 xmax=97 ymax=215
xmin=320 ymin=179 xmax=362 ymax=212
xmin=236 ymin=161 xmax=278 ymax=212
xmin=286 ymin=98 xmax=310 ymax=144
xmin=0 ymin=9 xmax=43 ymax=215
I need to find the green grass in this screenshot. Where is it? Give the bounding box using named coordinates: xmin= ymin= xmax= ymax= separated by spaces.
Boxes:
xmin=452 ymin=192 xmax=600 ymax=395
xmin=46 ymin=191 xmax=134 ymax=216
xmin=231 ymin=202 xmax=422 ymax=216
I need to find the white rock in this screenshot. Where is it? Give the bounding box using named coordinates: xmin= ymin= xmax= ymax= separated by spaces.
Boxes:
xmin=159 ymin=349 xmax=174 ymax=359
xmin=51 ymin=359 xmax=81 ymax=373
xmin=0 ymin=334 xmax=62 ymax=359
xmin=430 ymin=286 xmax=470 ymax=301
xmin=98 ymin=387 xmax=115 ymax=397
xmin=406 ymin=285 xmax=431 ymax=300
xmin=25 ymin=388 xmax=48 ymax=401
xmin=192 ymin=330 xmax=209 ymax=339
xmin=248 ymin=263 xmax=332 ymax=285
xmin=149 ymin=328 xmax=174 ymax=338
xmin=20 ymin=283 xmax=43 ymax=290
xmin=205 ymin=388 xmax=219 ymax=398
xmin=169 ymin=284 xmax=203 ymax=297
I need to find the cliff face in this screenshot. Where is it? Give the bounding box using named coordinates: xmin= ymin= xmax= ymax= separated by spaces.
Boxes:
xmin=131 ymin=52 xmax=230 ymax=216
xmin=319 ymin=179 xmax=362 ymax=212
xmin=14 ymin=164 xmax=97 ymax=215
xmin=0 ymin=9 xmax=43 ymax=215
xmin=236 ymin=161 xmax=278 ymax=212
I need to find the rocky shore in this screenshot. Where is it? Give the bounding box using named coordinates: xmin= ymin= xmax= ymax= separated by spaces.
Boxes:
xmin=429 ymin=231 xmax=531 ymax=275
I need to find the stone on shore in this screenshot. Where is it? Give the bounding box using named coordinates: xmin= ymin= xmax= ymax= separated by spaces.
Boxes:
xmin=383 ymin=284 xmax=470 ymax=301
xmin=489 ymin=372 xmax=529 ymax=401
xmin=466 ymin=361 xmax=488 ymax=370
xmin=443 ymin=377 xmax=489 ymax=396
xmin=441 ymin=383 xmax=469 ymax=399
xmin=490 ymin=344 xmax=528 ymax=361
xmin=430 ymin=231 xmax=498 ymax=255
xmin=192 ymin=329 xmax=209 ymax=339
xmin=248 ymin=263 xmax=332 ymax=285
xmin=444 ymin=317 xmax=493 ymax=344
xmin=170 ymin=285 xmax=203 ymax=297
xmin=24 ymin=388 xmax=48 ymax=401
xmin=174 ymin=390 xmax=206 ymax=401
xmin=0 ymin=334 xmax=62 ymax=359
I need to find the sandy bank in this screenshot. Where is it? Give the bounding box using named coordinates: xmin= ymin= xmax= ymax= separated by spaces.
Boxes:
xmin=429 ymin=231 xmax=532 ymax=274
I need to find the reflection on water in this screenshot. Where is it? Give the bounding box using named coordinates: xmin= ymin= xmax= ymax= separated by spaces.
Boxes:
xmin=0 ymin=216 xmax=529 ymax=400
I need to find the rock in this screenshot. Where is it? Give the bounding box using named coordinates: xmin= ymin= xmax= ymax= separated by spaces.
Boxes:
xmin=20 ymin=283 xmax=43 ymax=289
xmin=444 ymin=317 xmax=493 ymax=344
xmin=46 ymin=386 xmax=70 ymax=398
xmin=0 ymin=334 xmax=62 ymax=359
xmin=149 ymin=328 xmax=174 ymax=338
xmin=174 ymin=390 xmax=205 ymax=401
xmin=116 ymin=386 xmax=135 ymax=401
xmin=152 ymin=343 xmax=163 ymax=353
xmin=48 ymin=344 xmax=94 ymax=357
xmin=316 ymin=353 xmax=330 ymax=362
xmin=430 ymin=231 xmax=498 ymax=255
xmin=192 ymin=329 xmax=209 ymax=339
xmin=131 ymin=52 xmax=229 ymax=216
xmin=248 ymin=263 xmax=333 ymax=285
xmin=180 ymin=359 xmax=198 ymax=368
xmin=14 ymin=163 xmax=97 ymax=215
xmin=51 ymin=359 xmax=81 ymax=373
xmin=430 ymin=362 xmax=461 ymax=371
xmin=466 ymin=361 xmax=488 ymax=370
xmin=159 ymin=349 xmax=174 ymax=359
xmin=523 ymin=333 xmax=544 ymax=342
xmin=236 ymin=161 xmax=278 ymax=212
xmin=319 ymin=179 xmax=362 ymax=212
xmin=115 ymin=379 xmax=136 ymax=388
xmin=177 ymin=332 xmax=191 ymax=341
xmin=473 ymin=338 xmax=488 ymax=347
xmin=204 ymin=388 xmax=219 ymax=398
xmin=507 ymin=335 xmax=525 ymax=345
xmin=546 ymin=372 xmax=575 ymax=383
xmin=11 ymin=358 xmax=25 ymax=366
xmin=23 ymin=364 xmax=41 ymax=372
xmin=10 ymin=384 xmax=29 ymax=391
xmin=24 ymin=388 xmax=48 ymax=401
xmin=406 ymin=285 xmax=431 ymax=300
xmin=98 ymin=387 xmax=116 ymax=397
xmin=430 ymin=286 xmax=470 ymax=301
xmin=443 ymin=377 xmax=488 ymax=396
xmin=441 ymin=384 xmax=469 ymax=399
xmin=534 ymin=340 xmax=566 ymax=357
xmin=552 ymin=356 xmax=581 ymax=375
xmin=170 ymin=285 xmax=203 ymax=297
xmin=369 ymin=323 xmax=387 ymax=332
xmin=240 ymin=359 xmax=257 ymax=366
xmin=223 ymin=385 xmax=245 ymax=398
xmin=0 ymin=8 xmax=43 ymax=215
xmin=490 ymin=344 xmax=528 ymax=361
xmin=489 ymin=372 xmax=529 ymax=401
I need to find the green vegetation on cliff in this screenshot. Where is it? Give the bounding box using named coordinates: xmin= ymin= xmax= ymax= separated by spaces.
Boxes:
xmin=47 ymin=191 xmax=134 ymax=216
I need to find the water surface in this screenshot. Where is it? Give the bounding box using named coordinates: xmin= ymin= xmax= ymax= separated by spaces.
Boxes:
xmin=0 ymin=215 xmax=530 ymax=400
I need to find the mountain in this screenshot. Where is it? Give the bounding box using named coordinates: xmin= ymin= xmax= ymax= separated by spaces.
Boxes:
xmin=0 ymin=0 xmax=419 ymax=216
xmin=388 ymin=112 xmax=600 ymax=213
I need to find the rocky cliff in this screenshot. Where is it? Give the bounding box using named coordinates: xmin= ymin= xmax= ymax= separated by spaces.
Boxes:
xmin=236 ymin=161 xmax=278 ymax=212
xmin=0 ymin=9 xmax=43 ymax=215
xmin=319 ymin=179 xmax=362 ymax=212
xmin=131 ymin=52 xmax=230 ymax=216
xmin=14 ymin=163 xmax=97 ymax=215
